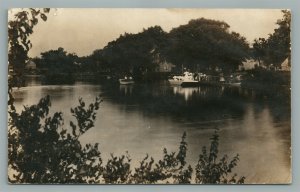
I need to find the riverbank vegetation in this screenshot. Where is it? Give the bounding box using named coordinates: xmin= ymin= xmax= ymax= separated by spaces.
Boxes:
xmin=25 ymin=10 xmax=291 ymax=88
xmin=244 ymin=10 xmax=291 ymax=89
xmin=31 ymin=15 xmax=250 ymax=81
xmin=11 ymin=9 xmax=290 ymax=87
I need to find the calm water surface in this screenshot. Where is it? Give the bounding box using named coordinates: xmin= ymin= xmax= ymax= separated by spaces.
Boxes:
xmin=12 ymin=76 xmax=291 ymax=184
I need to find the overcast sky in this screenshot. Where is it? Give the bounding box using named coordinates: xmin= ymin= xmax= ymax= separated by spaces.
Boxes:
xmin=9 ymin=8 xmax=284 ymax=57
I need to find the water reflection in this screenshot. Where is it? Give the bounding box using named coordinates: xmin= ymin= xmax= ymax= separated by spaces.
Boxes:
xmin=174 ymin=86 xmax=199 ymax=101
xmin=119 ymin=84 xmax=133 ymax=96
xmin=102 ymin=83 xmax=247 ymax=123
xmin=11 ymin=79 xmax=291 ymax=183
xmin=12 ymin=85 xmax=76 ymax=105
xmin=172 ymin=86 xmax=226 ymax=101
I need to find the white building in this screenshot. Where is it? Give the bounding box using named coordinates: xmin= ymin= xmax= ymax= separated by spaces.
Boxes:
xmin=25 ymin=60 xmax=37 ymax=70
xmin=240 ymin=59 xmax=258 ymax=70
xmin=156 ymin=61 xmax=175 ymax=72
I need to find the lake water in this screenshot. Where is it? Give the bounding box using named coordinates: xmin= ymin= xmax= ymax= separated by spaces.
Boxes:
xmin=11 ymin=76 xmax=291 ymax=184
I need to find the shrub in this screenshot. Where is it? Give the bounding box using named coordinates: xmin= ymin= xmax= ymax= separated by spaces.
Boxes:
xmin=195 ymin=129 xmax=245 ymax=184
xmin=8 ymin=95 xmax=103 ymax=183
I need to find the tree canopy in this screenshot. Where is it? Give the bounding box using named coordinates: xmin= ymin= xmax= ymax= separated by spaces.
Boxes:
xmin=78 ymin=18 xmax=250 ymax=78
xmin=101 ymin=26 xmax=168 ymax=80
xmin=8 ymin=8 xmax=50 ymax=87
xmin=253 ymin=10 xmax=291 ymax=67
xmin=34 ymin=47 xmax=79 ymax=75
xmin=166 ymin=18 xmax=249 ymax=74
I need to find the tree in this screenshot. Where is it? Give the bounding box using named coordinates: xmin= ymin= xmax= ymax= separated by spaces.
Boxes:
xmin=101 ymin=26 xmax=168 ymax=80
xmin=8 ymin=8 xmax=50 ymax=88
xmin=81 ymin=18 xmax=250 ymax=78
xmin=167 ymin=18 xmax=249 ymax=74
xmin=79 ymin=49 xmax=110 ymax=73
xmin=252 ymin=38 xmax=268 ymax=66
xmin=266 ymin=10 xmax=291 ymax=66
xmin=35 ymin=47 xmax=79 ymax=75
xmin=252 ymin=10 xmax=291 ymax=67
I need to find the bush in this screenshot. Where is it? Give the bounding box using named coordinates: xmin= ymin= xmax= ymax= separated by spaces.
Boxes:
xmin=195 ymin=129 xmax=245 ymax=184
xmin=242 ymin=68 xmax=290 ymax=89
xmin=8 ymin=95 xmax=103 ymax=183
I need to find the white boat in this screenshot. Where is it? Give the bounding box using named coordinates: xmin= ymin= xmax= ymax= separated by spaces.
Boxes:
xmin=168 ymin=71 xmax=198 ymax=85
xmin=226 ymin=82 xmax=241 ymax=87
xmin=225 ymin=74 xmax=242 ymax=87
xmin=169 ymin=72 xmax=199 ymax=86
xmin=168 ymin=75 xmax=184 ymax=85
xmin=119 ymin=76 xmax=134 ymax=85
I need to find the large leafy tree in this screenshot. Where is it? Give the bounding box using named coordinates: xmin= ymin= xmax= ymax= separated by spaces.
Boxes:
xmin=34 ymin=47 xmax=79 ymax=75
xmin=8 ymin=8 xmax=50 ymax=88
xmin=89 ymin=19 xmax=249 ymax=77
xmin=101 ymin=26 xmax=168 ymax=80
xmin=78 ymin=49 xmax=110 ymax=73
xmin=265 ymin=10 xmax=291 ymax=66
xmin=253 ymin=10 xmax=291 ymax=67
xmin=166 ymin=18 xmax=249 ymax=74
xmin=252 ymin=38 xmax=268 ymax=66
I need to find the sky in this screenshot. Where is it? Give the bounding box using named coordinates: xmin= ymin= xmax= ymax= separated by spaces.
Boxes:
xmin=9 ymin=8 xmax=284 ymax=57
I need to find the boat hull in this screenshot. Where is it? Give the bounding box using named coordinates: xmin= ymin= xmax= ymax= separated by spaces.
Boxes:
xmin=119 ymin=79 xmax=134 ymax=85
xmin=168 ymin=79 xmax=183 ymax=85
xmin=181 ymin=81 xmax=241 ymax=87
xmin=181 ymin=81 xmax=200 ymax=87
xmin=226 ymin=82 xmax=241 ymax=87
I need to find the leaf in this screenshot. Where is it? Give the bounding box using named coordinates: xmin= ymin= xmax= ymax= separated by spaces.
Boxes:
xmin=40 ymin=13 xmax=47 ymax=21
xmin=31 ymin=18 xmax=38 ymax=25
xmin=43 ymin=8 xmax=50 ymax=13
xmin=30 ymin=8 xmax=39 ymax=17
xmin=60 ymin=129 xmax=67 ymax=136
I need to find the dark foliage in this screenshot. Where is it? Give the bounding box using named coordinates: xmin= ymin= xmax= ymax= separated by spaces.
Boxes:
xmin=8 ymin=96 xmax=103 ymax=183
xmin=253 ymin=10 xmax=291 ymax=67
xmin=100 ymin=26 xmax=168 ymax=80
xmin=242 ymin=68 xmax=290 ymax=89
xmin=167 ymin=18 xmax=249 ymax=74
xmin=76 ymin=18 xmax=250 ymax=78
xmin=8 ymin=8 xmax=50 ymax=88
xmin=195 ymin=129 xmax=245 ymax=184
xmin=34 ymin=48 xmax=79 ymax=75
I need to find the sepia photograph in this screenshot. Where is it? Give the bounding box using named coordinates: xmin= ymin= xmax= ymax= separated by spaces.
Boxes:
xmin=7 ymin=8 xmax=291 ymax=184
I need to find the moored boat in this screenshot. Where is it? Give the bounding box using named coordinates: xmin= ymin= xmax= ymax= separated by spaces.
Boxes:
xmin=225 ymin=82 xmax=241 ymax=87
xmin=168 ymin=75 xmax=184 ymax=85
xmin=119 ymin=76 xmax=134 ymax=85
xmin=181 ymin=81 xmax=200 ymax=87
xmin=169 ymin=72 xmax=198 ymax=86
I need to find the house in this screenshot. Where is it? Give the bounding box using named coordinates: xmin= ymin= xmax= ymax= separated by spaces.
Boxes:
xmin=152 ymin=51 xmax=175 ymax=72
xmin=156 ymin=60 xmax=175 ymax=72
xmin=239 ymin=59 xmax=258 ymax=70
xmin=25 ymin=60 xmax=37 ymax=70
xmin=280 ymin=58 xmax=291 ymax=71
